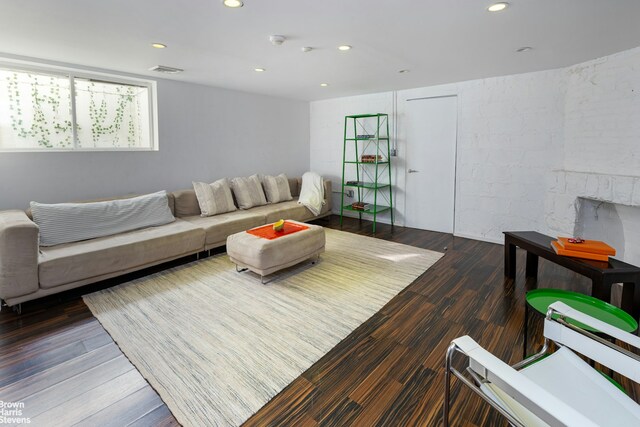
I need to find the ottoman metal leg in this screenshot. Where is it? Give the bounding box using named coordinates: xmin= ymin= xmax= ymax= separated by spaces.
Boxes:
xmin=235 ymin=264 xmax=248 ymax=273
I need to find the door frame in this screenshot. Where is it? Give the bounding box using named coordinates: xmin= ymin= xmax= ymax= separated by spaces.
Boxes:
xmin=402 ymin=94 xmax=459 ymax=234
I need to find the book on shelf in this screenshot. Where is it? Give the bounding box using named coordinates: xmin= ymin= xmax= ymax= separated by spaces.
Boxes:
xmin=556 ymin=237 xmax=616 ymax=256
xmin=550 ymin=241 xmax=609 ymax=262
xmin=360 ymin=154 xmax=384 ymax=163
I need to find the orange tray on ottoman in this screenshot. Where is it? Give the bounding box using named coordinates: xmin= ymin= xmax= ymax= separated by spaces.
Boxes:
xmin=246 ymin=221 xmax=309 ymax=240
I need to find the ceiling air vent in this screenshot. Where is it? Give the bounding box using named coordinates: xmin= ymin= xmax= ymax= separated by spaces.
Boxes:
xmin=148 ymin=65 xmax=184 ymax=74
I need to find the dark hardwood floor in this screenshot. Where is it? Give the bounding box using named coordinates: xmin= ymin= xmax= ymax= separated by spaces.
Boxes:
xmin=0 ymin=216 xmax=635 ymax=426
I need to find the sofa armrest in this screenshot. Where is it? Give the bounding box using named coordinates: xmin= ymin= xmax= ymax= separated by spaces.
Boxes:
xmin=0 ymin=210 xmax=39 ymax=301
xmin=323 ymin=179 xmax=333 ymax=213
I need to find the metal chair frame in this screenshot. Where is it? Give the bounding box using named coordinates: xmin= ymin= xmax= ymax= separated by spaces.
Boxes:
xmin=443 ymin=306 xmax=640 ymax=426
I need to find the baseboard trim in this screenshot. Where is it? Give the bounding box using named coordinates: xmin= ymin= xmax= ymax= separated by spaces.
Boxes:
xmin=454 ymin=232 xmax=503 ymax=245
xmin=333 ymin=212 xmax=503 ymax=243
xmin=331 ymin=210 xmax=402 ymax=227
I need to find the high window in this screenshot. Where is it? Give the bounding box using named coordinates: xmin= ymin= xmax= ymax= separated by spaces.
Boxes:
xmin=0 ymin=64 xmax=157 ymax=151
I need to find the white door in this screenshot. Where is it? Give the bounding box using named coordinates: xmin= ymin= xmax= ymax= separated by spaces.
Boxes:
xmin=404 ymin=96 xmax=457 ymax=233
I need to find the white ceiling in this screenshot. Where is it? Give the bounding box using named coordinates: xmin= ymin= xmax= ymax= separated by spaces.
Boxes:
xmin=1 ymin=0 xmax=640 ymax=101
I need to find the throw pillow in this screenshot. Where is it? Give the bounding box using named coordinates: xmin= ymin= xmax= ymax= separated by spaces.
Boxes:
xmin=262 ymin=173 xmax=293 ymax=204
xmin=230 ymin=175 xmax=268 ymax=210
xmin=30 ymin=191 xmax=175 ymax=247
xmin=192 ymin=179 xmax=237 ymax=217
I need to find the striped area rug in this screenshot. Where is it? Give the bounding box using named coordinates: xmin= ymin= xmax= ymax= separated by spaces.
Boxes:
xmin=83 ymin=229 xmax=443 ymax=426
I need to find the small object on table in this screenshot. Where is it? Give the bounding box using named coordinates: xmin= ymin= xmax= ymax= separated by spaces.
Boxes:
xmin=523 ymin=288 xmax=638 ymax=359
xmin=556 ymin=237 xmax=616 ymax=255
xmin=551 ymin=237 xmax=616 ymax=261
xmin=550 ymin=241 xmax=609 ymax=262
xmin=273 ymin=219 xmax=285 ymax=232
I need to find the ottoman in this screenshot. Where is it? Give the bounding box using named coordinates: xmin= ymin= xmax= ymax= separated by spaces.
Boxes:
xmin=226 ymin=220 xmax=325 ymax=283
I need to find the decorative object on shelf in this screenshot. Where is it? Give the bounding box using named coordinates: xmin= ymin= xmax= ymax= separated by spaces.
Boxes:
xmin=360 ymin=154 xmax=384 ymax=163
xmin=351 ymin=202 xmax=366 ymax=211
xmin=340 ymin=113 xmax=394 ymax=232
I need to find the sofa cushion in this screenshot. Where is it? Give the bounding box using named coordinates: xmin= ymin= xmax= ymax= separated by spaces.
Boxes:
xmin=248 ymin=199 xmax=314 ymax=224
xmin=193 ymin=179 xmax=236 ymax=217
xmin=38 ymin=219 xmax=204 ymax=289
xmin=173 ymin=189 xmax=201 ymax=217
xmin=230 ymin=175 xmax=268 ymax=210
xmin=262 ymin=174 xmax=293 ymax=204
xmin=288 ymin=178 xmax=300 ymax=197
xmin=173 ymin=177 xmax=305 ymax=218
xmin=182 ymin=211 xmax=266 ymax=247
xmin=31 ymin=191 xmax=176 ymax=247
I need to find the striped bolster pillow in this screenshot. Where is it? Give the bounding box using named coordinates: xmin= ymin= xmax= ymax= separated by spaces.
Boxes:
xmin=30 ymin=191 xmax=175 ymax=246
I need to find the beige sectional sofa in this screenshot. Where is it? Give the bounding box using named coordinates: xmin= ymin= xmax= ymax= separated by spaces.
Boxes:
xmin=0 ymin=177 xmax=331 ymax=308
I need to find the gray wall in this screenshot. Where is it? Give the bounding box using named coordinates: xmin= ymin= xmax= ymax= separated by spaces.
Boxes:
xmin=0 ymin=78 xmax=310 ymax=210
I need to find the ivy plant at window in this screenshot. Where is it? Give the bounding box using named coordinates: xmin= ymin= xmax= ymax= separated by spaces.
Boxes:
xmin=0 ymin=65 xmax=155 ymax=151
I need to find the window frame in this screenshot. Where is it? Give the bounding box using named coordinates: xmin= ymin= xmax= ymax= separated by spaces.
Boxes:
xmin=0 ymin=60 xmax=159 ymax=152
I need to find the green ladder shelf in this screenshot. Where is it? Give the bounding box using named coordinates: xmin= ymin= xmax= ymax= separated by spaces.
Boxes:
xmin=339 ymin=113 xmax=394 ymax=233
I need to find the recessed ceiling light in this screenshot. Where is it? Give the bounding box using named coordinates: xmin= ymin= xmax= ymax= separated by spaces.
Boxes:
xmin=151 ymin=43 xmax=167 ymax=49
xmin=398 ymin=69 xmax=410 ymax=74
xmin=516 ymin=46 xmax=533 ymax=52
xmin=320 ymin=83 xmax=329 ymax=87
xmin=487 ymin=2 xmax=508 ymax=12
xmin=338 ymin=45 xmax=352 ymax=51
xmin=223 ymin=0 xmax=243 ymax=7
xmin=254 ymin=67 xmax=265 ymax=72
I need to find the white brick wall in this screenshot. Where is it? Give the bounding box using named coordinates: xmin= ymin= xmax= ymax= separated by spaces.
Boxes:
xmin=453 ymin=72 xmax=567 ymax=243
xmin=564 ymin=47 xmax=640 ymax=176
xmin=311 ymin=71 xmax=566 ymax=243
xmin=545 ymin=47 xmax=640 ymax=264
xmin=546 ymin=170 xmax=640 ymax=236
xmin=310 ymin=46 xmax=640 ymax=248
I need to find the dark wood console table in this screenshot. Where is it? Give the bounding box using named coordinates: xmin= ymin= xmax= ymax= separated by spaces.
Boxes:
xmin=504 ymin=231 xmax=640 ymax=319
